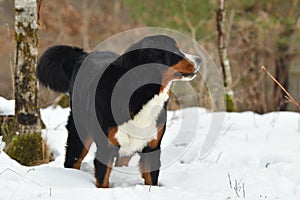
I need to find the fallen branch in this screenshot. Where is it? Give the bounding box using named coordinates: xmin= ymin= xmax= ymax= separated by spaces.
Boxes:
xmin=261 ymin=66 xmax=300 ymax=110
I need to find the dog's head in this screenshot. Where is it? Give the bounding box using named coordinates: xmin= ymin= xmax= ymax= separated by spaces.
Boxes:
xmin=95 ymin=35 xmax=202 ymax=123
xmin=123 ymin=35 xmax=201 ymax=88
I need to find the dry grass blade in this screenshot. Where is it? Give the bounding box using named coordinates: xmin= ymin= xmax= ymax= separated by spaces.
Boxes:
xmin=261 ymin=66 xmax=300 ymax=110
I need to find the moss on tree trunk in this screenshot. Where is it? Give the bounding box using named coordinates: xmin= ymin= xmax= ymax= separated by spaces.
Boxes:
xmin=6 ymin=134 xmax=52 ymax=166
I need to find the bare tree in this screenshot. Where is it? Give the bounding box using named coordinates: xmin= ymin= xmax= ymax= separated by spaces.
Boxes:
xmin=216 ymin=0 xmax=237 ymax=111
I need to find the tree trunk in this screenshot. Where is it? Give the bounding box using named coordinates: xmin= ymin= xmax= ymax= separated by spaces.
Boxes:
xmin=5 ymin=0 xmax=50 ymax=166
xmin=216 ymin=0 xmax=237 ymax=111
xmin=273 ymin=17 xmax=295 ymax=111
xmin=14 ymin=0 xmax=40 ymax=133
xmin=274 ymin=55 xmax=290 ymax=111
xmin=274 ymin=0 xmax=298 ymax=111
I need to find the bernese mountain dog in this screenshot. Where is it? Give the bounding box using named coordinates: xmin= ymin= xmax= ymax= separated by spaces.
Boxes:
xmin=37 ymin=35 xmax=201 ymax=188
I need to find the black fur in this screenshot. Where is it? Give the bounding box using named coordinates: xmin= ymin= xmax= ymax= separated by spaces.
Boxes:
xmin=37 ymin=35 xmax=193 ymax=187
xmin=64 ymin=111 xmax=85 ymax=168
xmin=37 ymin=45 xmax=87 ymax=93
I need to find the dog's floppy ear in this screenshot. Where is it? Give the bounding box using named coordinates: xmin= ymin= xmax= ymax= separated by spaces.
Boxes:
xmin=141 ymin=37 xmax=156 ymax=48
xmin=138 ymin=38 xmax=159 ymax=63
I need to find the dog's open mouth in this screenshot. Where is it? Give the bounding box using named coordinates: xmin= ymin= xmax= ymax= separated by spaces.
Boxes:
xmin=175 ymin=72 xmax=196 ymax=79
xmin=182 ymin=72 xmax=196 ymax=77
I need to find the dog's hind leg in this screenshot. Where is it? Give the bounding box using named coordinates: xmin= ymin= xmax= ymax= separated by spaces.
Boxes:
xmin=64 ymin=111 xmax=93 ymax=169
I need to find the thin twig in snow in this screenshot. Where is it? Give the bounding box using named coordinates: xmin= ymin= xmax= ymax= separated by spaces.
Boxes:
xmin=227 ymin=172 xmax=232 ymax=189
xmin=234 ymin=179 xmax=240 ymax=198
xmin=223 ymin=122 xmax=235 ymax=136
xmin=242 ymin=182 xmax=246 ymax=198
xmin=215 ymin=152 xmax=223 ymax=163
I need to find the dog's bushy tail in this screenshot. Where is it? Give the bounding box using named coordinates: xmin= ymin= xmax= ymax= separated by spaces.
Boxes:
xmin=37 ymin=45 xmax=87 ymax=93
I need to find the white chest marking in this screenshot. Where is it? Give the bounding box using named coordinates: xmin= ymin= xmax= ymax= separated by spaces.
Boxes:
xmin=115 ymin=88 xmax=169 ymax=156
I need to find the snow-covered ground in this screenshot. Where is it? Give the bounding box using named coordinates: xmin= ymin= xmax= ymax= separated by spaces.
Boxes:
xmin=1 ymin=97 xmax=300 ymax=200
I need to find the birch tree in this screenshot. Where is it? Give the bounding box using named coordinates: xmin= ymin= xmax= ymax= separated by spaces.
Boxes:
xmin=5 ymin=0 xmax=50 ymax=166
xmin=216 ymin=0 xmax=237 ymax=111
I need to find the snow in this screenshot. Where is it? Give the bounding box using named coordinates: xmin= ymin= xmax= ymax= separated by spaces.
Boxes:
xmin=1 ymin=96 xmax=300 ymax=200
xmin=0 ymin=97 xmax=14 ymax=115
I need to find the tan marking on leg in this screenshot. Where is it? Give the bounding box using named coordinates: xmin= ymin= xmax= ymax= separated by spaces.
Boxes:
xmin=142 ymin=172 xmax=152 ymax=185
xmin=108 ymin=126 xmax=119 ymax=147
xmin=73 ymin=135 xmax=93 ymax=169
xmin=96 ymin=159 xmax=113 ymax=188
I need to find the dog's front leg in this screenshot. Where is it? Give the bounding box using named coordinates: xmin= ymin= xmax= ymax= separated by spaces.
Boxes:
xmin=94 ymin=146 xmax=115 ymax=188
xmin=139 ymin=146 xmax=161 ymax=186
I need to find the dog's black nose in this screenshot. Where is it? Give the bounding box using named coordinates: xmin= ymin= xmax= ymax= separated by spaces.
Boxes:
xmin=195 ymin=57 xmax=201 ymax=64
